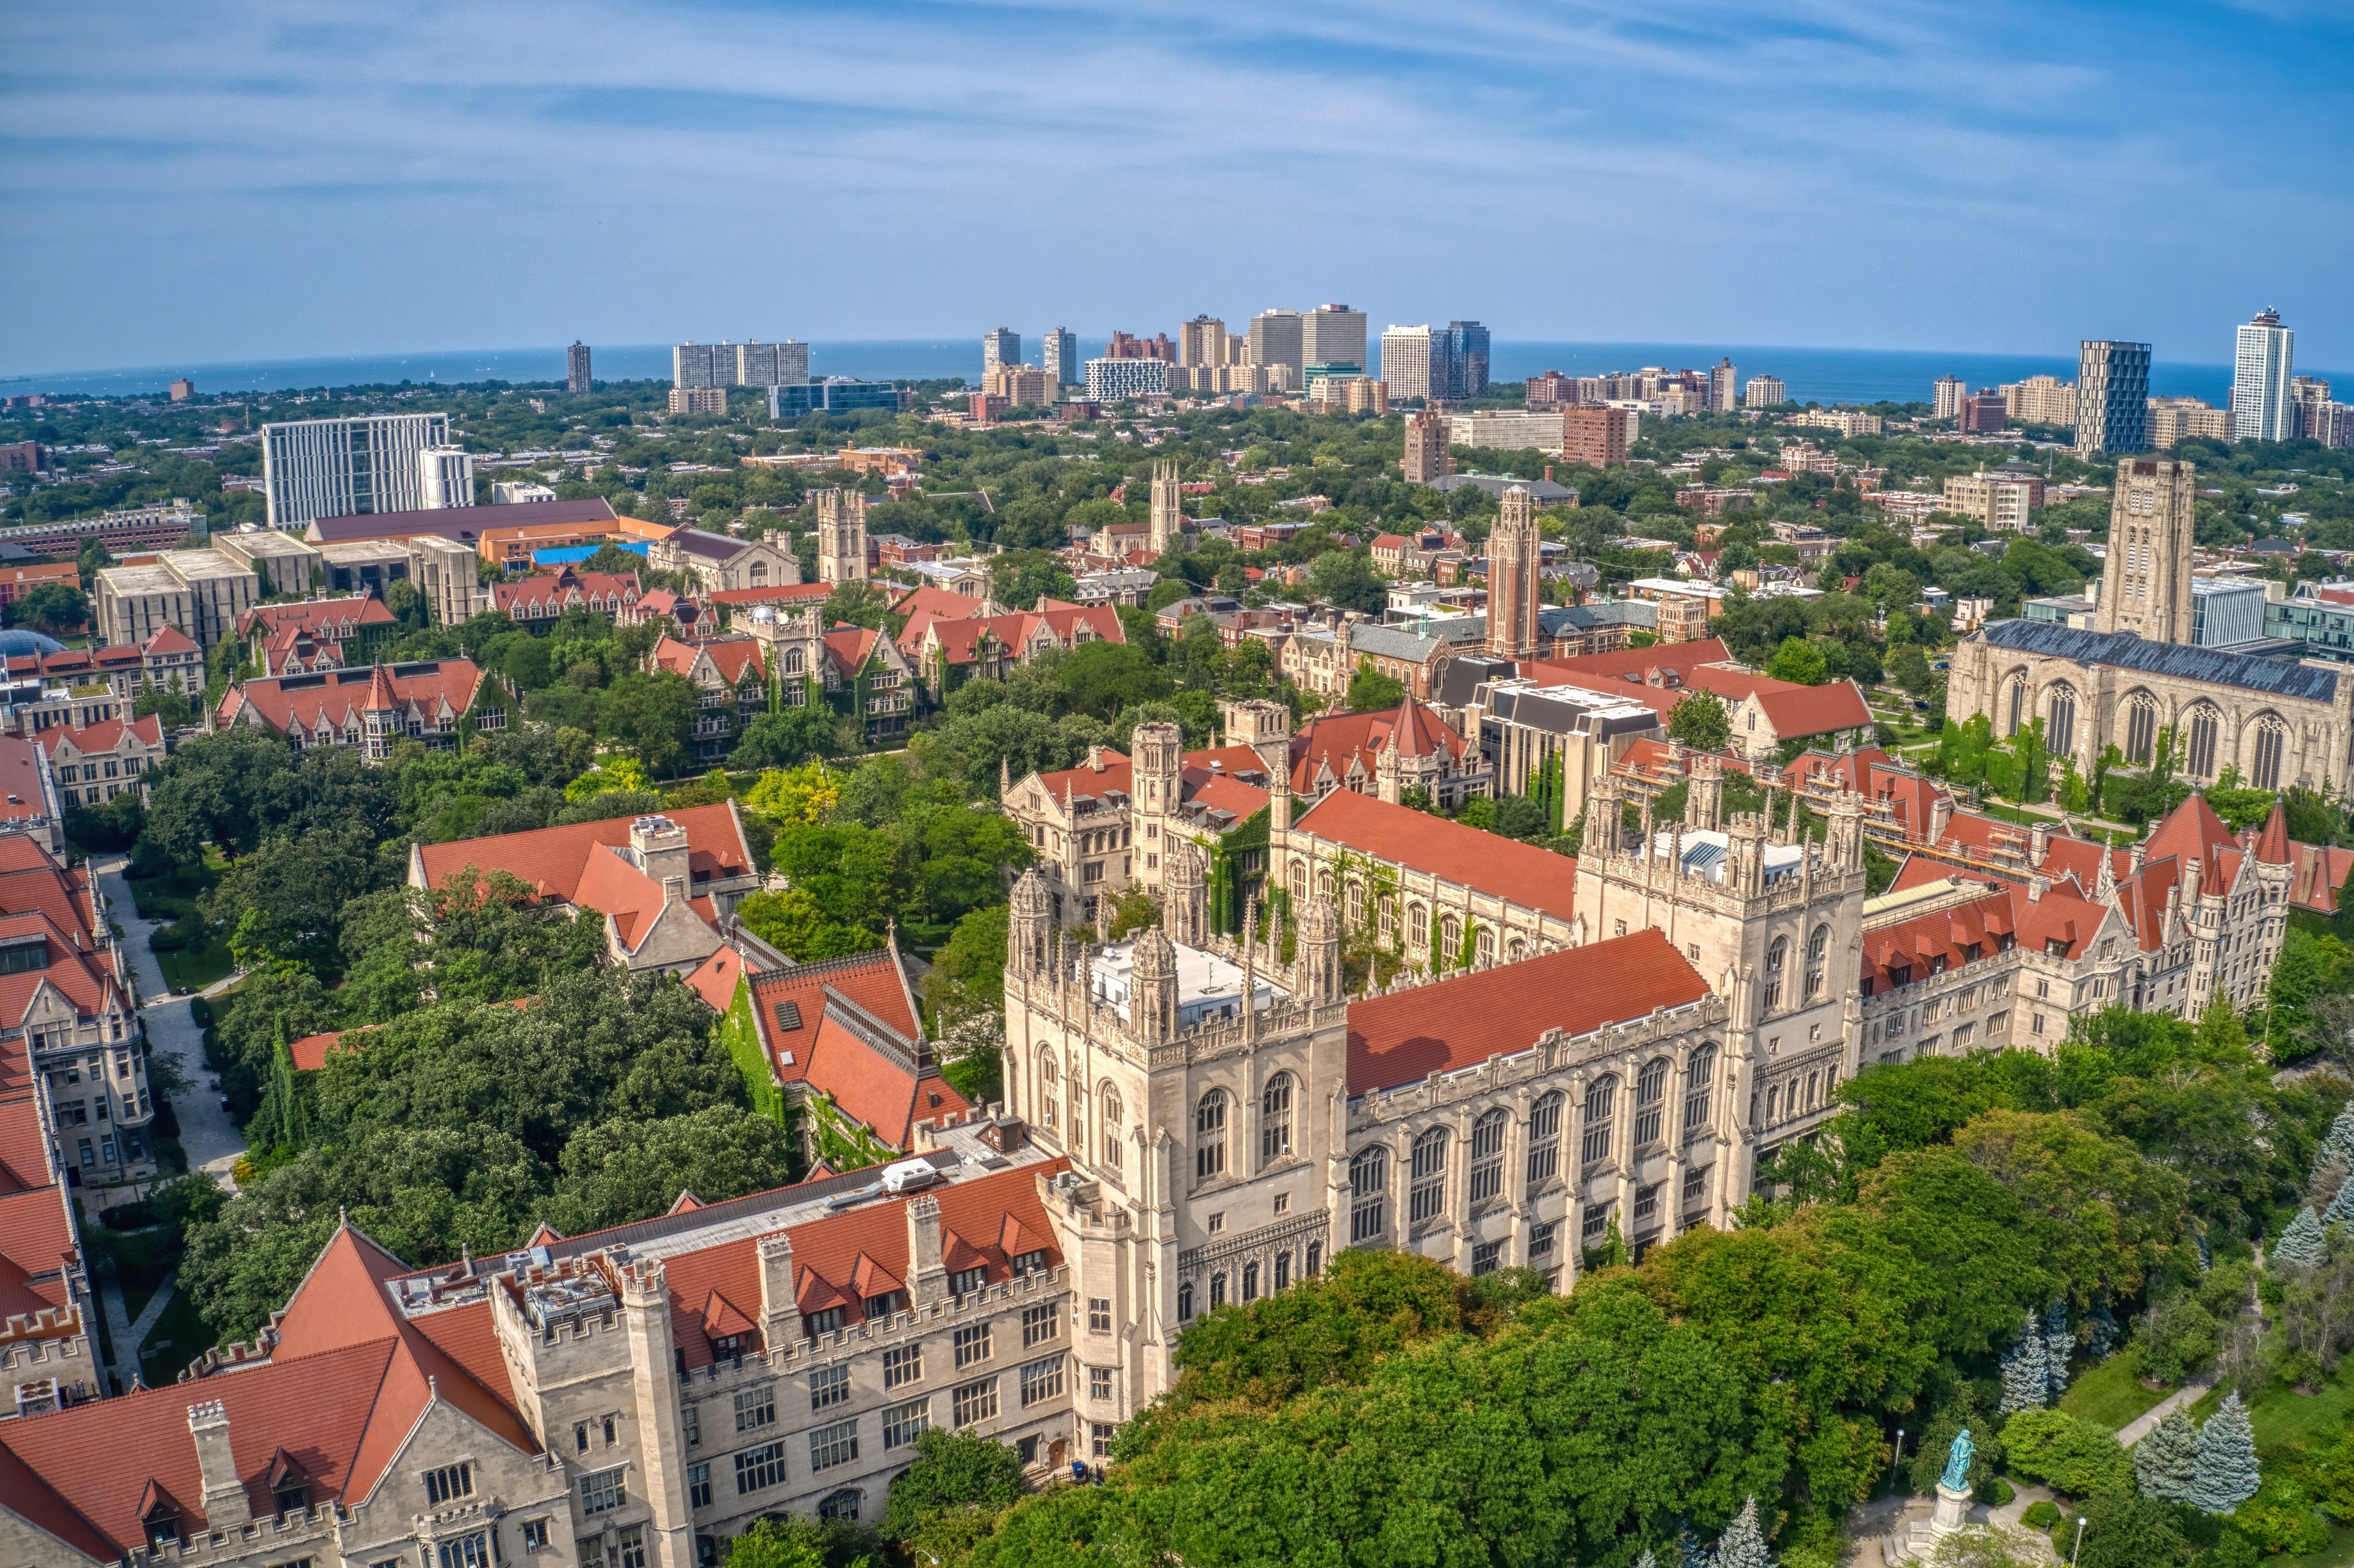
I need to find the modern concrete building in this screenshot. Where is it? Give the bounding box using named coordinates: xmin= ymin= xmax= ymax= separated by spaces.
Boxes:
xmin=210 ymin=527 xmax=322 ymax=596
xmin=982 ymin=329 xmax=1021 ymax=376
xmin=1933 ymin=376 xmax=1967 ymax=419
xmin=1444 ymin=409 xmax=1565 ymax=453
xmin=2231 ymin=309 xmax=2295 ymax=443
xmin=415 ymin=533 xmax=490 ymax=626
xmin=1245 ymin=310 xmax=1305 ymax=381
xmin=1301 ymin=304 xmax=1367 ymax=380
xmin=2002 ymin=375 xmax=2076 ymax=427
xmin=1083 ymin=359 xmax=1169 ymax=402
xmin=261 ymin=413 xmax=449 ymax=531
xmin=2074 ymin=340 xmax=2152 ymax=457
xmin=1179 ymin=316 xmax=1229 ymax=370
xmin=1561 ymin=405 xmax=1637 ymax=468
xmin=568 ymin=340 xmax=592 ymax=394
xmin=740 ymin=341 xmax=809 ymax=387
xmin=93 ymin=549 xmax=263 ymax=652
xmin=1708 ymin=358 xmax=1738 ymax=411
xmin=1940 ymin=470 xmax=2043 ymax=531
xmin=669 ymin=388 xmax=728 ymax=415
xmin=672 ymin=341 xmax=737 ymax=389
xmin=1957 ymin=389 xmax=2007 ymax=435
xmin=1042 ymin=327 xmax=1079 ymax=387
xmin=982 ymin=365 xmax=1054 ymax=407
xmin=1378 ymin=325 xmax=1435 ymax=402
xmin=2149 ymin=397 xmax=2230 ymax=447
xmin=1402 ymin=409 xmax=1452 ymax=484
xmin=1745 ymin=375 xmax=1786 ymax=408
xmin=418 ymin=444 xmax=476 ymax=511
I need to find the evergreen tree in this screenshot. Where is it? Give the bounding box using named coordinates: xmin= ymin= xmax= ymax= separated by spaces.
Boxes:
xmin=2196 ymin=1231 xmax=2213 ymax=1271
xmin=1999 ymin=1312 xmax=2049 ymax=1412
xmin=1634 ymin=1554 xmax=1660 ymax=1568
xmin=1675 ymin=1519 xmax=1711 ymax=1568
xmin=2087 ymin=1298 xmax=2120 ymax=1360
xmin=2275 ymin=1206 xmax=2327 ymax=1268
xmin=2188 ymin=1393 xmax=2261 ymax=1515
xmin=2322 ymin=1103 xmax=2354 ymax=1171
xmin=2043 ymin=1301 xmax=2073 ymax=1402
xmin=2328 ymin=1173 xmax=2354 ymax=1229
xmin=1712 ymin=1497 xmax=1773 ymax=1568
xmin=2133 ymin=1410 xmax=2200 ymax=1504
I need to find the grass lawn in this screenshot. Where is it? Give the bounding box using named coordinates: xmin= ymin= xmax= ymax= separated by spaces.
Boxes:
xmin=2278 ymin=1523 xmax=2354 ymax=1568
xmin=2183 ymin=1360 xmax=2354 ymax=1566
xmin=157 ymin=932 xmax=234 ymax=992
xmin=2059 ymin=1346 xmax=2169 ymax=1430
xmin=135 ymin=1287 xmax=210 ymax=1385
xmin=129 ymin=854 xmax=235 ymax=992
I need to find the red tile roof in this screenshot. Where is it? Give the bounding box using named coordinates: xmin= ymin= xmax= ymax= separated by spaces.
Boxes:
xmin=891 ymin=585 xmax=993 ymax=622
xmin=492 ymin=568 xmax=639 ymax=619
xmin=0 ymin=736 xmax=55 ymax=830
xmin=1293 ymin=788 xmax=1578 ymax=919
xmin=413 ymin=802 xmax=752 ymax=907
xmin=234 ymin=595 xmax=392 ymax=644
xmin=1288 ymin=699 xmax=1469 ymax=794
xmin=31 ymin=714 xmax=164 ymax=762
xmin=216 ymin=659 xmax=487 ymax=740
xmin=1346 ymin=929 xmax=1707 ymax=1094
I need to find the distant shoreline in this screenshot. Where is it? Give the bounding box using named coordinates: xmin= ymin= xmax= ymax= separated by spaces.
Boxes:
xmin=4 ymin=338 xmax=2312 ymax=412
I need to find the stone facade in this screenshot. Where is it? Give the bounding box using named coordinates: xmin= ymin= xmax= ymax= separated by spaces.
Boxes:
xmin=814 ymin=489 xmax=869 ymax=585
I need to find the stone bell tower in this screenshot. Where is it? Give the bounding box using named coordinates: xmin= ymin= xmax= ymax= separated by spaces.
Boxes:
xmin=814 ymin=487 xmax=869 ymax=584
xmin=1132 ymin=720 xmax=1184 ymax=896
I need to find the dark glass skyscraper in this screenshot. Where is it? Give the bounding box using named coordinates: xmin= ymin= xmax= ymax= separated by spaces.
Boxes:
xmin=566 ymin=341 xmax=592 ymax=395
xmin=1444 ymin=321 xmax=1490 ymax=399
xmin=2076 ymin=340 xmax=2151 ymax=457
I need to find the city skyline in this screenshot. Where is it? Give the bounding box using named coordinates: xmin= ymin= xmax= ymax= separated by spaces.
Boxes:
xmin=2 ymin=1 xmax=2347 ymax=375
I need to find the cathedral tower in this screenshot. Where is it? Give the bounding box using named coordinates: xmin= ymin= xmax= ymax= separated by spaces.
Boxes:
xmin=1149 ymin=460 xmax=1185 ymax=558
xmin=1484 ymin=484 xmax=1542 ymax=660
xmin=2093 ymin=458 xmax=2195 ymax=645
xmin=815 ymin=487 xmax=869 ymax=584
xmin=1131 ymin=720 xmax=1184 ymax=897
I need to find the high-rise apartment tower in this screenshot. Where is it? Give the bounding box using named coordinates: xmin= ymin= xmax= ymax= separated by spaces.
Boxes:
xmin=1932 ymin=375 xmax=1966 ymax=420
xmin=2074 ymin=341 xmax=2152 ymax=457
xmin=1379 ymin=325 xmax=1439 ymax=402
xmin=1042 ymin=327 xmax=1079 ymax=388
xmin=2231 ymin=310 xmax=2295 ymax=444
xmin=983 ymin=329 xmax=1021 ymax=377
xmin=1246 ymin=310 xmax=1305 ymax=381
xmin=1708 ymin=358 xmax=1739 ymax=412
xmin=1402 ymin=409 xmax=1452 ymax=484
xmin=566 ymin=341 xmax=592 ymax=395
xmin=1443 ymin=322 xmax=1490 ymax=399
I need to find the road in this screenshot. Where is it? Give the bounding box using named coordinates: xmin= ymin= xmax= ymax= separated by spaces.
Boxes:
xmin=94 ymin=856 xmax=247 ymax=1190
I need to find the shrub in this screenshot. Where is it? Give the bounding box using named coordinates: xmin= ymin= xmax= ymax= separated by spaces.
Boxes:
xmin=2002 ymin=1408 xmax=2133 ymax=1499
xmin=1979 ymin=1477 xmax=2014 ymax=1506
xmin=2231 ymin=1479 xmax=2333 ymax=1557
xmin=2021 ymin=1501 xmax=2062 ymax=1530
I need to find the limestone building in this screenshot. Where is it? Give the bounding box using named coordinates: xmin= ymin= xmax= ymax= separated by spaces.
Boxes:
xmin=1484 ymin=485 xmax=1542 ymax=660
xmin=814 ymin=489 xmax=869 ymax=585
xmin=93 ymin=550 xmax=263 ymax=652
xmin=1951 ymin=457 xmax=2354 ymax=790
xmin=1146 ymin=462 xmax=1187 ymax=559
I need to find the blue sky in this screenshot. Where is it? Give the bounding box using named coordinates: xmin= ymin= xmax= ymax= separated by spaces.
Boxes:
xmin=2 ymin=1 xmax=2348 ymax=377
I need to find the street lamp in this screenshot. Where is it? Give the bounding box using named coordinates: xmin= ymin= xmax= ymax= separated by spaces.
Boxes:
xmin=2071 ymin=1516 xmax=2087 ymax=1566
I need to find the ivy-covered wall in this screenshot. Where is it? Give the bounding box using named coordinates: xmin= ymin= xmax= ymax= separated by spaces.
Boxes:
xmin=1204 ymin=805 xmax=1270 ymax=935
xmin=720 ymin=976 xmax=786 ymax=1125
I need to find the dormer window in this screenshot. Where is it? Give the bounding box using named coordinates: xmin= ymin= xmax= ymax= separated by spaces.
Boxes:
xmin=1011 ymin=1249 xmax=1049 ymax=1276
xmin=805 ymin=1306 xmax=846 ymax=1336
xmin=145 ymin=1509 xmax=181 ymax=1549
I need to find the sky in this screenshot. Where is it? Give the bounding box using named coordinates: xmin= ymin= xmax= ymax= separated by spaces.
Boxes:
xmin=3 ymin=1 xmax=2349 ymax=378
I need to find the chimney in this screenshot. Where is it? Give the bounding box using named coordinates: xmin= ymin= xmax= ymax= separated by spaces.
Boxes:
xmin=756 ymin=1231 xmax=797 ymax=1349
xmin=1929 ymin=793 xmax=1953 ymax=845
xmin=2028 ymin=873 xmax=2049 ymax=902
xmin=905 ymin=1195 xmax=949 ymax=1309
xmin=2028 ymin=821 xmax=2050 ymax=864
xmin=187 ymin=1400 xmax=251 ymax=1527
xmin=2184 ymin=854 xmax=2203 ymax=907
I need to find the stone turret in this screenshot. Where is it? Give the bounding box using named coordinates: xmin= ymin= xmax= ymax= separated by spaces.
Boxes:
xmin=1166 ymin=840 xmax=1208 ymax=948
xmin=1726 ymin=810 xmax=1769 ymax=896
xmin=1826 ymin=790 xmax=1867 ymax=871
xmin=1687 ymin=753 xmax=1723 ymax=832
xmin=1297 ymin=894 xmax=1343 ymax=1001
xmin=1008 ymin=869 xmax=1052 ymax=974
xmin=1130 ymin=926 xmax=1179 ymax=1043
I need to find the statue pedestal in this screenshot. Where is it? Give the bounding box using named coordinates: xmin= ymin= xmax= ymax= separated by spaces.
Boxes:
xmin=1886 ymin=1485 xmax=1973 ymax=1563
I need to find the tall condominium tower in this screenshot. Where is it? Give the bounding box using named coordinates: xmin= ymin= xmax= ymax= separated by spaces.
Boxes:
xmin=1246 ymin=310 xmax=1305 ymax=381
xmin=1042 ymin=327 xmax=1079 ymax=387
xmin=1708 ymin=357 xmax=1739 ymax=412
xmin=1379 ymin=325 xmax=1438 ymax=402
xmin=261 ymin=412 xmax=450 ymax=530
xmin=1401 ymin=408 xmax=1452 ymax=484
xmin=566 ymin=341 xmax=592 ymax=395
xmin=1933 ymin=375 xmax=1966 ymax=419
xmin=2231 ymin=309 xmax=2295 ymax=444
xmin=2074 ymin=341 xmax=2152 ymax=457
xmin=1179 ymin=316 xmax=1228 ymax=368
xmin=2094 ymin=457 xmax=2196 ymax=645
xmin=982 ymin=328 xmax=1021 ymax=376
xmin=739 ymin=340 xmax=810 ymax=387
xmin=672 ymin=341 xmax=737 ymax=389
xmin=1301 ymin=303 xmax=1368 ymax=381
xmin=1444 ymin=321 xmax=1490 ymax=398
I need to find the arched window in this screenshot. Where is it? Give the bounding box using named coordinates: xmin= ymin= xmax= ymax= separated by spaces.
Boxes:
xmin=818 ymin=1489 xmax=861 ymax=1521
xmin=1763 ymin=937 xmax=1789 ymax=1013
xmin=1307 ymin=1241 xmax=1323 ymax=1276
xmin=1408 ymin=1127 xmax=1449 ymax=1225
xmin=1632 ymin=1057 xmax=1669 ymax=1150
xmin=2047 ymin=686 xmax=2077 ymax=759
xmin=1038 ymin=1049 xmax=1058 ymax=1128
xmin=1350 ymin=1146 xmax=1388 ymax=1241
xmin=1440 ymin=913 xmax=1462 ymax=956
xmin=1069 ymin=1085 xmax=1087 ymax=1163
xmin=1209 ymin=1271 xmax=1227 ymax=1310
xmin=1290 ymin=862 xmax=1307 ymax=900
xmin=1317 ymin=867 xmax=1335 ymax=899
xmin=1805 ymin=923 xmax=1829 ymax=1000
xmin=1379 ymin=896 xmax=1396 ymax=941
xmin=1766 ymin=1084 xmax=1781 ymax=1123
xmin=1178 ymin=1282 xmax=1195 ymax=1322
xmin=750 ymin=560 xmax=770 ymax=586
xmin=1507 ymin=937 xmax=1527 ymax=961
xmin=1468 ymin=1108 xmax=1508 ymax=1204
xmin=1477 ymin=927 xmax=1496 ymax=965
xmin=1805 ymin=1071 xmax=1821 ymax=1109
xmin=1241 ymin=1261 xmax=1260 ymax=1302
xmin=2188 ymin=707 xmax=2220 ymax=778
xmin=1260 ymin=1073 xmax=1295 ymax=1163
xmin=1346 ymin=880 xmax=1363 ymax=925
xmin=1683 ymin=1044 xmax=1717 ymax=1142
xmin=1526 ymin=1091 xmax=1563 ymax=1189
xmin=1274 ymin=1250 xmax=1291 ymax=1290
xmin=2252 ymin=719 xmax=2286 ymax=791
xmin=1407 ymin=904 xmax=1428 ymax=949
xmin=1099 ymin=1084 xmax=1124 ymax=1173
xmin=784 ymin=646 xmax=805 ymax=676
xmin=1194 ymin=1089 xmax=1228 ymax=1181
xmin=1580 ymin=1076 xmax=1617 ymax=1167
xmin=2124 ymin=696 xmax=2157 ymax=765
xmin=2006 ymin=678 xmax=2026 ymax=737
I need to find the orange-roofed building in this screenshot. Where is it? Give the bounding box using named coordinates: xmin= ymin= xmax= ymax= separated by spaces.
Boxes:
xmin=490 ymin=566 xmax=641 ymax=623
xmin=896 ymin=596 xmax=1124 ymax=704
xmin=409 ymin=804 xmax=760 ymax=975
xmin=33 ymin=714 xmax=166 ymax=809
xmin=215 ymin=658 xmax=501 ymax=763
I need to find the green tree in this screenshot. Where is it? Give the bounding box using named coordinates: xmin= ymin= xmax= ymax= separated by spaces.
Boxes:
xmin=75 ymin=535 xmax=113 ymax=592
xmin=599 ymin=669 xmax=700 ymax=776
xmin=723 ymin=1515 xmax=874 ymax=1568
xmin=880 ymin=1427 xmax=1027 ymax=1542
xmin=1668 ymin=689 xmax=1732 ymax=750
xmin=2188 ymin=1393 xmax=2260 ymax=1515
xmin=733 ymin=705 xmax=840 ymax=768
xmin=822 ymin=580 xmax=893 ymax=630
xmin=6 ymin=580 xmax=88 ymax=634
xmin=1310 ymin=549 xmax=1388 ymax=614
xmin=735 ymin=887 xmax=882 ymax=961
xmin=542 ymin=1105 xmax=801 ymax=1233
xmin=2133 ymin=1410 xmax=2200 ymax=1503
xmin=1766 ymin=636 xmax=1828 ymax=685
xmin=1343 ymin=660 xmax=1406 ymax=712
xmin=1999 ymin=1409 xmax=2131 ymax=1498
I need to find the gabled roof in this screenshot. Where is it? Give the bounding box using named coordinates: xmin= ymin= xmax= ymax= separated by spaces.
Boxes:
xmin=413 ymin=802 xmax=753 ymax=907
xmin=32 ymin=715 xmax=164 ymax=760
xmin=492 ymin=569 xmax=639 ymax=617
xmin=1288 ymin=701 xmax=1470 ymax=794
xmin=1346 ymin=929 xmax=1706 ymax=1095
xmin=218 ymin=660 xmax=486 ymax=739
xmin=1977 ymin=618 xmax=2341 ymax=701
xmin=891 ymin=585 xmax=994 ymax=622
xmin=235 ymin=595 xmax=391 ymax=642
xmin=1293 ymin=789 xmax=1578 ymax=920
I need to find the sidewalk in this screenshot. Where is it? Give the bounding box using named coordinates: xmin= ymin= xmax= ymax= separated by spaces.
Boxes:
xmin=2117 ymin=1378 xmax=2215 ymax=1447
xmin=93 ymin=856 xmax=248 ymax=1190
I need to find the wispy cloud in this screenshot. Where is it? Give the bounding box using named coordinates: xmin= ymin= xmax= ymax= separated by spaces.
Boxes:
xmin=0 ymin=0 xmax=2347 ymax=373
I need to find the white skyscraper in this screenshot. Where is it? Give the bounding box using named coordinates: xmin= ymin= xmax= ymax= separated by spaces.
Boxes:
xmin=2232 ymin=309 xmax=2295 ymax=443
xmin=739 ymin=340 xmax=809 ymax=387
xmin=1042 ymin=327 xmax=1080 ymax=387
xmin=983 ymin=328 xmax=1021 ymax=376
xmin=262 ymin=412 xmax=450 ymax=530
xmin=417 ymin=446 xmax=476 ymax=510
xmin=1379 ymin=325 xmax=1438 ymax=402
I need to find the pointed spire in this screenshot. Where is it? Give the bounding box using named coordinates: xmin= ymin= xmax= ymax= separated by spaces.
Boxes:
xmin=2097 ymin=845 xmax=2119 ymax=904
xmin=2252 ymin=798 xmax=2292 ymax=866
xmin=1241 ymin=899 xmax=1260 ymax=1043
xmin=1000 ymin=753 xmax=1011 ymax=797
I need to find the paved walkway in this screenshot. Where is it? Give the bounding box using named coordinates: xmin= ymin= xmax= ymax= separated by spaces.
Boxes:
xmin=2117 ymin=1377 xmax=2215 ymax=1448
xmin=94 ymin=858 xmax=248 ymax=1190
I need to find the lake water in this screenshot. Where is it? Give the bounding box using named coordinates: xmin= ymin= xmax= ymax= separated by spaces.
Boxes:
xmin=6 ymin=338 xmax=2319 ymax=411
